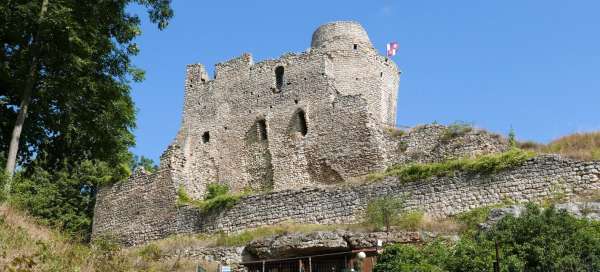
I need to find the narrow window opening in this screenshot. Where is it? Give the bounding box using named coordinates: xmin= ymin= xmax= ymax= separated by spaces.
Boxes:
xmin=257 ymin=119 xmax=268 ymax=141
xmin=275 ymin=66 xmax=284 ymax=90
xmin=353 ymin=44 xmax=358 ymax=50
xmin=380 ymin=72 xmax=383 ymax=77
xmin=294 ymin=99 xmax=298 ymax=104
xmin=296 ymin=110 xmax=308 ymax=136
xmin=202 ymin=131 xmax=210 ymax=143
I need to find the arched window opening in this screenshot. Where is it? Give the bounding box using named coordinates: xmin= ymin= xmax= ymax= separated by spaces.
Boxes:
xmin=202 ymin=131 xmax=210 ymax=143
xmin=353 ymin=44 xmax=358 ymax=50
xmin=257 ymin=119 xmax=268 ymax=141
xmin=275 ymin=66 xmax=284 ymax=90
xmin=296 ymin=110 xmax=308 ymax=136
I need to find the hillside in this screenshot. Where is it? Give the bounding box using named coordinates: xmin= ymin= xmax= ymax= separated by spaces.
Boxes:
xmin=520 ymin=131 xmax=600 ymax=161
xmin=0 ymin=204 xmax=203 ymax=272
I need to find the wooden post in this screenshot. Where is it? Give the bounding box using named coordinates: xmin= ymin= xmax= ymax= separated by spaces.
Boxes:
xmin=309 ymin=257 xmax=312 ymax=272
xmin=262 ymin=261 xmax=265 ymax=272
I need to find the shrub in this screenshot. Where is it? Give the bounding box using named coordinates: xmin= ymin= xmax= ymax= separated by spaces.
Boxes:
xmin=177 ymin=183 xmax=242 ymax=213
xmin=137 ymin=243 xmax=163 ymax=261
xmin=386 ymin=127 xmax=406 ymax=138
xmin=454 ymin=206 xmax=495 ymax=232
xmin=396 ymin=211 xmax=424 ymax=230
xmin=205 ymin=183 xmax=230 ymax=200
xmin=508 ymin=127 xmax=517 ymax=148
xmin=365 ymin=196 xmax=405 ymax=232
xmin=9 ymin=160 xmax=117 ymax=240
xmin=375 ymin=204 xmax=600 ymax=272
xmin=371 ymin=148 xmax=534 ymax=183
xmin=0 ymin=172 xmax=7 ymax=202
xmin=441 ymin=121 xmax=473 ymax=142
xmin=90 ymin=236 xmax=130 ymax=272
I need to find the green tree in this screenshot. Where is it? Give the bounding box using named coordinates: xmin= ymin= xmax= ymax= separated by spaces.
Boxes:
xmin=1 ymin=0 xmax=173 ymax=185
xmin=366 ymin=196 xmax=405 ymax=232
xmin=0 ymin=0 xmax=172 ymax=238
xmin=508 ymin=126 xmax=517 ymax=148
xmin=375 ymin=204 xmax=600 ymax=272
xmin=130 ymin=155 xmax=158 ymax=173
xmin=9 ymin=160 xmax=117 ymax=239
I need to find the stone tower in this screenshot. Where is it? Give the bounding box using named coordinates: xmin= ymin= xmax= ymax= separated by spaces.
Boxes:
xmin=161 ymin=21 xmax=400 ymax=198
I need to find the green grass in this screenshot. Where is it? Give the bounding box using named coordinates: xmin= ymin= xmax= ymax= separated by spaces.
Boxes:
xmin=177 ymin=183 xmax=245 ymax=213
xmin=0 ymin=204 xmax=208 ymax=271
xmin=368 ymin=148 xmax=534 ymax=182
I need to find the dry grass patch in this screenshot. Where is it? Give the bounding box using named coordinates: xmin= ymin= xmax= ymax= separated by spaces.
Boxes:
xmin=520 ymin=131 xmax=600 ymax=161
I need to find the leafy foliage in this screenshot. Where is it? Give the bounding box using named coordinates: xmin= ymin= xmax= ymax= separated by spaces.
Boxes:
xmin=396 ymin=211 xmax=424 ymax=231
xmin=9 ymin=160 xmax=118 ymax=240
xmin=1 ymin=0 xmax=172 ymax=177
xmin=368 ymin=148 xmax=534 ymax=182
xmin=0 ymin=172 xmax=7 ymax=202
xmin=365 ymin=196 xmax=406 ymax=232
xmin=508 ymin=127 xmax=517 ymax=148
xmin=205 ymin=183 xmax=230 ymax=200
xmin=375 ymin=204 xmax=600 ymax=272
xmin=0 ymin=0 xmax=172 ymax=240
xmin=130 ymin=155 xmax=159 ymax=173
xmin=177 ymin=183 xmax=242 ymax=213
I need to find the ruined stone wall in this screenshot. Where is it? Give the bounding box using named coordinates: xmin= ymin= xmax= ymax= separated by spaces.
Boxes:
xmin=194 ymin=155 xmax=600 ymax=233
xmin=92 ymin=170 xmax=179 ymax=244
xmin=381 ymin=124 xmax=510 ymax=166
xmin=93 ymin=155 xmax=600 ymax=245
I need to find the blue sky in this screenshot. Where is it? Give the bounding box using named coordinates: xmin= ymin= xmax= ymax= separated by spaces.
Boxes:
xmin=128 ymin=1 xmax=600 ymax=162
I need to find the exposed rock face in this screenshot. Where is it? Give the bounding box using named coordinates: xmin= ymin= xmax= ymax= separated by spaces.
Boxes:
xmin=246 ymin=231 xmax=349 ymax=259
xmin=344 ymin=231 xmax=421 ymax=249
xmin=555 ymin=202 xmax=600 ymax=221
xmin=480 ymin=205 xmax=527 ymax=229
xmin=245 ymin=231 xmax=420 ymax=259
xmin=165 ymin=246 xmax=245 ymax=265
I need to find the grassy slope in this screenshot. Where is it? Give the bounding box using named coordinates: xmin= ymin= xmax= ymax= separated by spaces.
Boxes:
xmin=0 ymin=204 xmax=204 ymax=272
xmin=520 ymin=131 xmax=600 ymax=161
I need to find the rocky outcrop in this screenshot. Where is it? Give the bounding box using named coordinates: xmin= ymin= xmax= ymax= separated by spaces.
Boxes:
xmin=245 ymin=231 xmax=420 ymax=259
xmin=555 ymin=202 xmax=600 ymax=220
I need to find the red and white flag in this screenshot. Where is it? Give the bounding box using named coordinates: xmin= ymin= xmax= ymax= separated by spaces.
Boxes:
xmin=386 ymin=42 xmax=399 ymax=57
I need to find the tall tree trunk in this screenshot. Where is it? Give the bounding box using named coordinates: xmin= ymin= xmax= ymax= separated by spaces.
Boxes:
xmin=4 ymin=0 xmax=49 ymax=185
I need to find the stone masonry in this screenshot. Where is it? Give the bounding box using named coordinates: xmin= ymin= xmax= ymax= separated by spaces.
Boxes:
xmin=171 ymin=21 xmax=401 ymax=198
xmin=92 ymin=21 xmax=597 ymax=246
xmin=93 ymin=154 xmax=600 ymax=245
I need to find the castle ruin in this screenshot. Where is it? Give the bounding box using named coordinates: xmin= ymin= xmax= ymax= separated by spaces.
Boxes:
xmin=89 ymin=22 xmax=600 ymax=247
xmin=166 ymin=21 xmax=400 ymax=198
